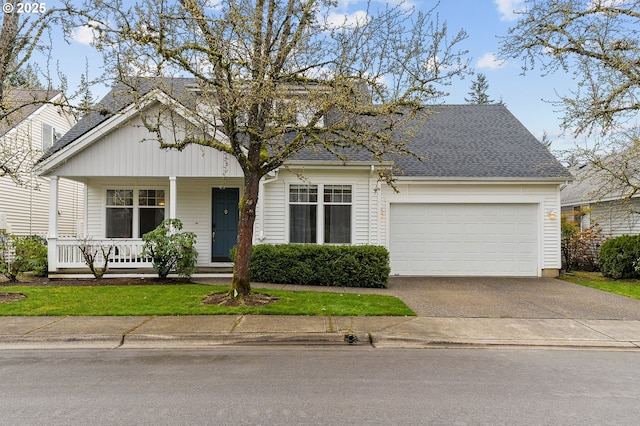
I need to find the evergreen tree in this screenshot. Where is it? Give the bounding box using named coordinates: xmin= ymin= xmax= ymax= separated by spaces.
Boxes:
xmin=6 ymin=64 xmax=44 ymax=89
xmin=76 ymin=60 xmax=95 ymax=118
xmin=465 ymin=73 xmax=494 ymax=104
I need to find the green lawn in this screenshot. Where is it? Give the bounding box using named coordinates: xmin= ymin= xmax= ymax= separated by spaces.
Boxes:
xmin=560 ymin=271 xmax=640 ymax=300
xmin=0 ymin=284 xmax=415 ymax=316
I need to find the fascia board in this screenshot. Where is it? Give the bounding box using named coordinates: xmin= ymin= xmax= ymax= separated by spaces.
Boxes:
xmin=284 ymin=160 xmax=392 ymax=170
xmin=561 ymin=192 xmax=640 ymax=206
xmin=394 ymin=176 xmax=573 ymax=185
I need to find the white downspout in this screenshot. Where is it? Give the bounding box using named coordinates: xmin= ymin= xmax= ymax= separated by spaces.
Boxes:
xmin=48 ymin=176 xmax=59 ymax=272
xmin=169 ymin=176 xmax=177 ymax=219
xmin=369 ymin=165 xmax=374 ymax=244
xmin=257 ymin=169 xmax=279 ymax=242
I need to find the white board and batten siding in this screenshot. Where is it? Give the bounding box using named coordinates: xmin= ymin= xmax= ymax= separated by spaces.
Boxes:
xmin=46 ymin=113 xmax=244 ymax=179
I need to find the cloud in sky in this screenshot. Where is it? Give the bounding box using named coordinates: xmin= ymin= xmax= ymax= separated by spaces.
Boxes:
xmin=337 ymin=0 xmax=414 ymax=8
xmin=476 ymin=53 xmax=506 ymax=70
xmin=493 ymin=0 xmax=526 ymax=21
xmin=71 ymin=24 xmax=96 ymax=45
xmin=325 ymin=10 xmax=370 ymax=28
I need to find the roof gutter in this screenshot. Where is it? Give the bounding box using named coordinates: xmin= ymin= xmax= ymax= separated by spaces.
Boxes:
xmin=284 ymin=160 xmax=393 ymax=170
xmin=394 ymin=176 xmax=574 ymax=185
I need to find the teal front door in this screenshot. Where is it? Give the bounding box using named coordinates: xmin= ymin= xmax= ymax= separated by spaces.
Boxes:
xmin=211 ymin=188 xmax=239 ymax=261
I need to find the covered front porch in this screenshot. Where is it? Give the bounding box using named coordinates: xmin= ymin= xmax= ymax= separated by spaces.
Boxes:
xmin=46 ymin=175 xmax=245 ymax=277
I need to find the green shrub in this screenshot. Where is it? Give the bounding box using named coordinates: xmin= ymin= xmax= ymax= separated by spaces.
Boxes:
xmin=0 ymin=234 xmax=48 ymax=280
xmin=599 ymin=235 xmax=640 ymax=279
xmin=240 ymin=244 xmax=390 ymax=288
xmin=142 ymin=219 xmax=198 ymax=279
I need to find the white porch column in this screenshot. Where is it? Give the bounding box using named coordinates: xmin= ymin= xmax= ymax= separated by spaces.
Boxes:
xmin=169 ymin=176 xmax=177 ymax=219
xmin=48 ymin=176 xmax=59 ymax=272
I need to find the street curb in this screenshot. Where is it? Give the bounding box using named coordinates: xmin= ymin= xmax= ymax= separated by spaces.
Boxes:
xmin=121 ymin=332 xmax=369 ymax=348
xmin=370 ymin=334 xmax=640 ymax=349
xmin=0 ymin=334 xmax=124 ymax=350
xmin=2 ymin=332 xmax=639 ymax=350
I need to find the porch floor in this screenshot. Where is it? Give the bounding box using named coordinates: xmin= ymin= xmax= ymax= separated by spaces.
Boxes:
xmin=48 ymin=266 xmax=234 ymax=280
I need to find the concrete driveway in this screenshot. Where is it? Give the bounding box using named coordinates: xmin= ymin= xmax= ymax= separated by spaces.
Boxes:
xmin=386 ymin=277 xmax=640 ymax=320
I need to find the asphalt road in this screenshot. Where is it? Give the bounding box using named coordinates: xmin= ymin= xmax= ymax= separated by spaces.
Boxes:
xmin=1 ymin=347 xmax=639 ymax=425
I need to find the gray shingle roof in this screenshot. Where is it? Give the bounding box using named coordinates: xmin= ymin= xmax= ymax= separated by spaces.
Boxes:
xmin=296 ymin=104 xmax=571 ymax=179
xmin=399 ymin=104 xmax=571 ymax=178
xmin=41 ymin=79 xmax=570 ymax=180
xmin=0 ymin=89 xmax=61 ymax=137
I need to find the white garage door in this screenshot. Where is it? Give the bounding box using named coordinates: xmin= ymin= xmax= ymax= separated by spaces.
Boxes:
xmin=389 ymin=203 xmax=539 ymax=276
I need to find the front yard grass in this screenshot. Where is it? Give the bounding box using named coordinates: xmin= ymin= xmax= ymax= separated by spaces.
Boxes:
xmin=0 ymin=284 xmax=415 ymax=316
xmin=559 ymin=271 xmax=640 ymax=300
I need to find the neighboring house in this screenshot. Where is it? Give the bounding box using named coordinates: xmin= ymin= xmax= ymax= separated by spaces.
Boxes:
xmin=37 ymin=80 xmax=571 ymax=277
xmin=0 ymin=90 xmax=83 ymax=237
xmin=561 ymin=163 xmax=640 ymax=237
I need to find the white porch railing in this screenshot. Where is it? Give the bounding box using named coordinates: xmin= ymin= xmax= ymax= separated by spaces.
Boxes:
xmin=52 ymin=238 xmax=153 ymax=269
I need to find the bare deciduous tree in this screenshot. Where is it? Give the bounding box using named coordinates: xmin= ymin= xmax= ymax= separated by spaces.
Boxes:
xmin=501 ymin=1 xmax=640 ymax=217
xmin=71 ymin=0 xmax=470 ymax=298
xmin=499 ymin=0 xmax=640 ymax=136
xmin=1 ymin=0 xmax=66 ymax=180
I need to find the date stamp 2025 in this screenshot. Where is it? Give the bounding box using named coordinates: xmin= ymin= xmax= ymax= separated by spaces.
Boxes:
xmin=3 ymin=2 xmax=47 ymax=14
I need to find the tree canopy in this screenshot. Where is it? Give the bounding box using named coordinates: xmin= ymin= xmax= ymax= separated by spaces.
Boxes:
xmin=0 ymin=1 xmax=65 ymax=180
xmin=499 ymin=0 xmax=640 ymax=136
xmin=70 ymin=0 xmax=470 ymax=296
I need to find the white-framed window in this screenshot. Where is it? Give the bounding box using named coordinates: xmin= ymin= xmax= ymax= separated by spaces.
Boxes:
xmin=323 ymin=185 xmax=352 ymax=244
xmin=289 ymin=185 xmax=318 ymax=243
xmin=42 ymin=123 xmax=61 ymax=151
xmin=288 ymin=184 xmax=352 ymax=244
xmin=106 ymin=189 xmax=166 ymax=238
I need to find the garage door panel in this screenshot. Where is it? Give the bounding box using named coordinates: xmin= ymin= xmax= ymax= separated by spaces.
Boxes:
xmin=390 ymin=203 xmax=538 ymax=276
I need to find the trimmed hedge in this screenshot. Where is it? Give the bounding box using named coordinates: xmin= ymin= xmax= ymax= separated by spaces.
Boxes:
xmin=599 ymin=235 xmax=640 ymax=279
xmin=239 ymin=244 xmax=390 ymax=288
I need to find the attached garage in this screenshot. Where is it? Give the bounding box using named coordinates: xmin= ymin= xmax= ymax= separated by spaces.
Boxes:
xmin=389 ymin=203 xmax=539 ymax=276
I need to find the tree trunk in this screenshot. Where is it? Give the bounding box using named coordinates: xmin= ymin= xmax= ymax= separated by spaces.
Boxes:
xmin=231 ymin=172 xmax=261 ymax=298
xmin=0 ymin=1 xmax=19 ymax=107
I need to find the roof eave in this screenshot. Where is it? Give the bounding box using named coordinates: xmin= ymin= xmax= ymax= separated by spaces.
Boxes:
xmin=395 ymin=176 xmax=573 ymax=184
xmin=284 ymin=159 xmax=393 ymax=170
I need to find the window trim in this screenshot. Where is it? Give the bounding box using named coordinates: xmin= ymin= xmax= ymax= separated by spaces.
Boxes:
xmin=286 ymin=183 xmax=353 ymax=245
xmin=105 ymin=187 xmax=167 ymax=238
xmin=42 ymin=123 xmax=61 ymax=151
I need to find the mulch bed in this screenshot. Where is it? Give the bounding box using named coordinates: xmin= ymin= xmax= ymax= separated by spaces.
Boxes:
xmin=202 ymin=292 xmax=279 ymax=307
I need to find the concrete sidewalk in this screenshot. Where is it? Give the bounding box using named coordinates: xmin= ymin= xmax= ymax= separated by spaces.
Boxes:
xmin=2 ymin=277 xmax=640 ymax=350
xmin=1 ymin=314 xmax=640 ymax=350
